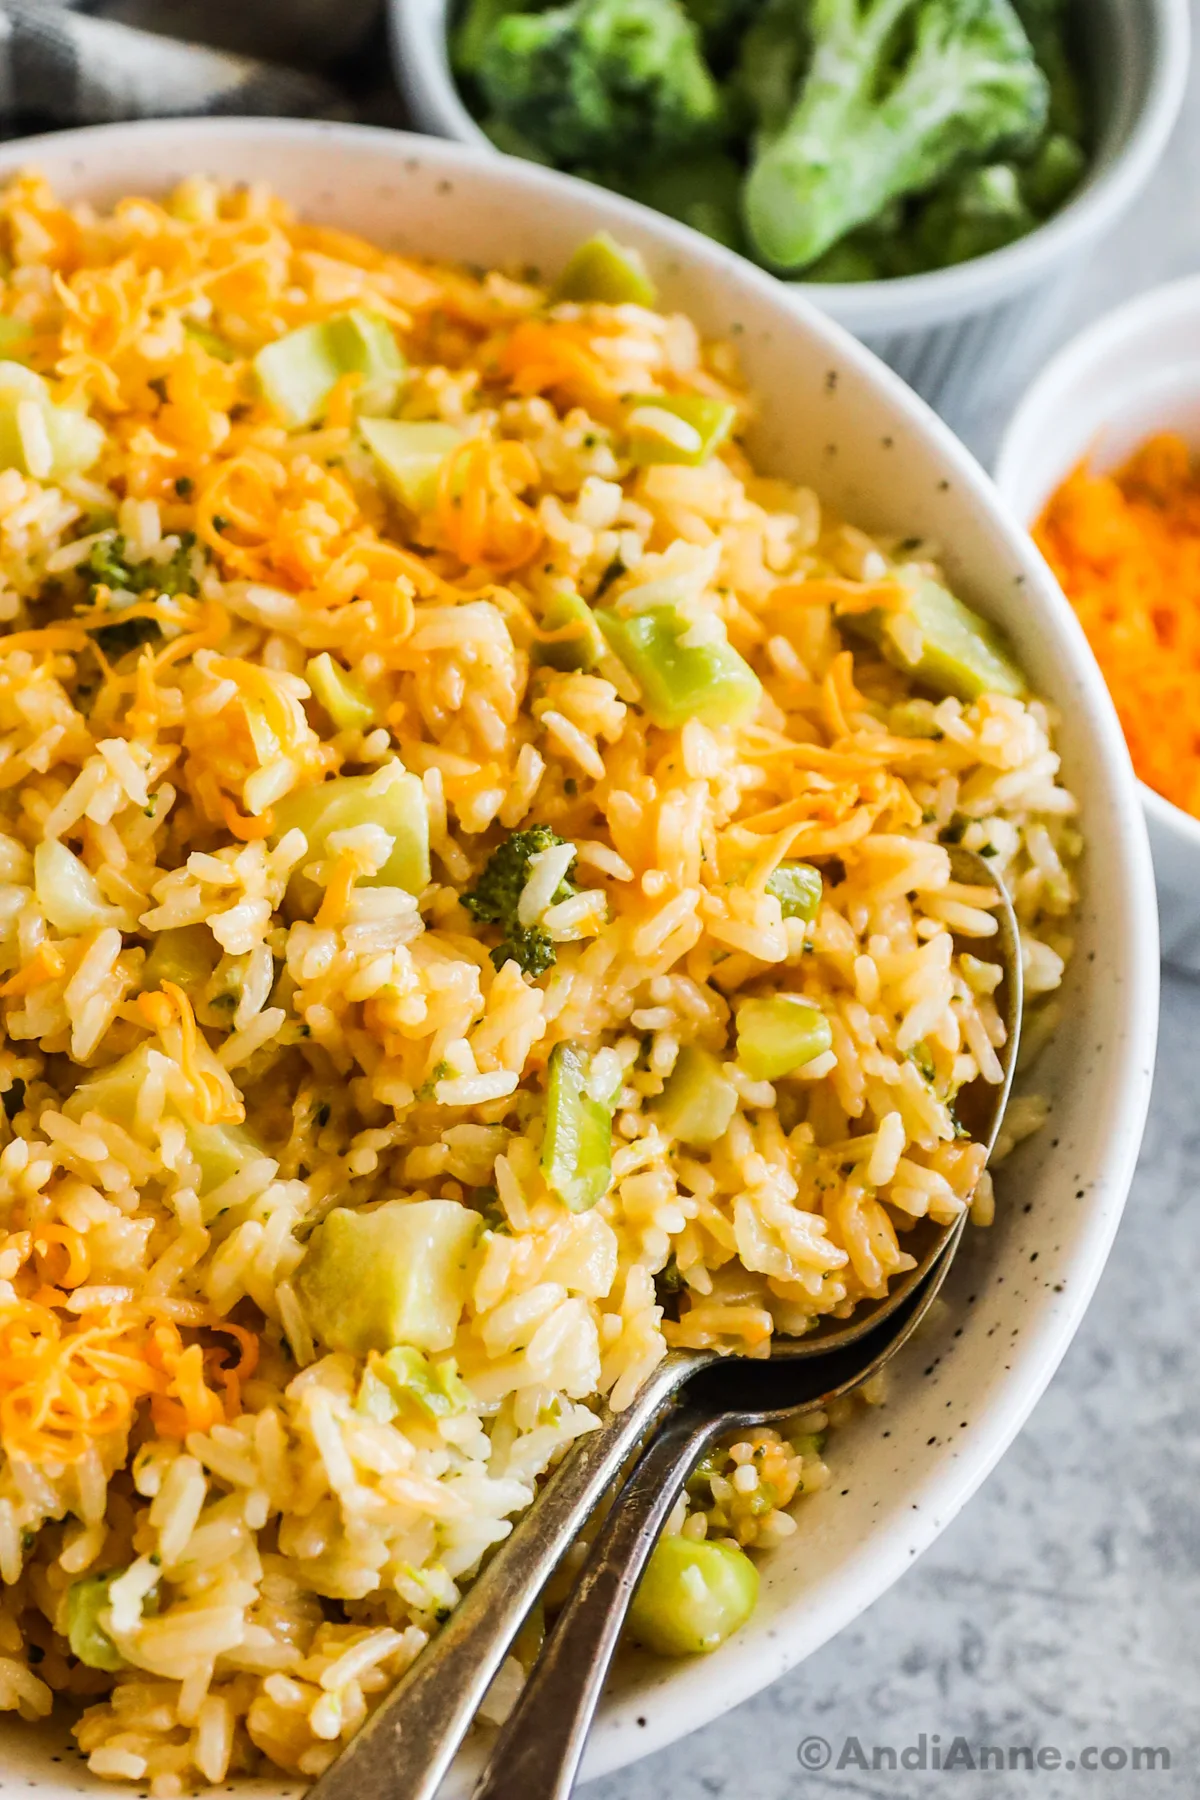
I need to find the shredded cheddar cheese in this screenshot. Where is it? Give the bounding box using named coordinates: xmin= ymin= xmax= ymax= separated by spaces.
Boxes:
xmin=0 ymin=1299 xmax=251 ymax=1466
xmin=435 ymin=437 xmax=544 ymax=574
xmin=1036 ymin=432 xmax=1200 ymax=817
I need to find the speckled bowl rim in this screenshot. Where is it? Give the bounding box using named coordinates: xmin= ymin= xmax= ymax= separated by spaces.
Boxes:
xmin=0 ymin=119 xmax=1161 ymax=1794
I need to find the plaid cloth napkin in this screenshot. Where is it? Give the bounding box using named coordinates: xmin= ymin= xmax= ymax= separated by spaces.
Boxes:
xmin=0 ymin=0 xmax=396 ymax=137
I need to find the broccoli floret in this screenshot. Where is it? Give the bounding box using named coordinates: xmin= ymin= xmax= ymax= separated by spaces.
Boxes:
xmin=742 ymin=0 xmax=1050 ymax=272
xmin=461 ymin=827 xmax=577 ymax=977
xmin=93 ymin=616 xmax=164 ymax=658
xmin=1010 ymin=0 xmax=1086 ymax=138
xmin=913 ymin=160 xmax=1035 ymax=265
xmin=481 ymin=116 xmax=558 ymax=163
xmin=87 ymin=532 xmax=200 ymax=601
xmin=477 ymin=0 xmax=726 ymax=172
xmin=85 ymin=532 xmax=201 ymax=659
xmin=680 ymin=0 xmax=757 ymax=62
xmin=803 ymin=240 xmax=884 ymax=282
xmin=1019 ymin=128 xmax=1085 ymax=213
xmin=729 ymin=0 xmax=811 ymax=143
xmin=805 ymin=198 xmax=936 ymax=280
xmin=452 ymin=0 xmax=538 ymax=79
xmin=620 ymin=152 xmax=746 ymax=250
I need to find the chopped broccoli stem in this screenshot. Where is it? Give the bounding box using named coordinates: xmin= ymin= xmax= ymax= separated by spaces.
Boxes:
xmin=139 ymin=925 xmax=219 ymax=1000
xmin=654 ymin=1044 xmax=737 ymax=1145
xmin=765 ymin=861 xmax=822 ymax=921
xmin=736 ymin=994 xmax=832 ymax=1080
xmin=65 ymin=1041 xmax=263 ymax=1211
xmin=554 ymin=232 xmax=658 ymax=306
xmin=595 ymin=604 xmax=761 ymax=729
xmin=356 ymin=1346 xmax=471 ymax=1421
xmin=271 ymin=763 xmax=431 ymax=915
xmin=305 ymin=652 xmax=377 ymax=732
xmin=628 ymin=1534 xmax=758 ymax=1655
xmin=0 ymin=361 xmax=105 ymax=479
xmin=360 ymin=417 xmax=463 ymax=513
xmin=461 ymin=827 xmax=578 ymax=976
xmin=535 ymin=587 xmax=606 ymax=672
xmin=255 ymin=310 xmax=405 ymax=428
xmin=296 ymin=1200 xmax=481 ymax=1356
xmin=66 ymin=1572 xmax=126 ymax=1671
xmin=624 ymin=393 xmax=738 ymax=466
xmin=542 ymin=1040 xmax=615 ymax=1210
xmin=856 ymin=577 xmax=1025 ymax=702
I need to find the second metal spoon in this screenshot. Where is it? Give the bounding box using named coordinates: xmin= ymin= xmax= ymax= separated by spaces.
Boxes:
xmin=309 ymin=848 xmax=1021 ymax=1800
xmin=471 ymin=848 xmax=1023 ymax=1799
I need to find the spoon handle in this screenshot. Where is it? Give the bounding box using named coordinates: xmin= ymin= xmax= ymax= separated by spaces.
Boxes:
xmin=472 ymin=1403 xmax=721 ymax=1800
xmin=473 ymin=1240 xmax=968 ymax=1800
xmin=307 ymin=1353 xmax=699 ymax=1800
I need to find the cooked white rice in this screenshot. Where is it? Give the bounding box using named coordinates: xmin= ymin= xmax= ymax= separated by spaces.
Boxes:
xmin=0 ymin=172 xmax=1078 ymax=1791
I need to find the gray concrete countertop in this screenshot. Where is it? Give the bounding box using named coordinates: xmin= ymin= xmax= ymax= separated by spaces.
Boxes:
xmin=589 ymin=20 xmax=1200 ymax=1800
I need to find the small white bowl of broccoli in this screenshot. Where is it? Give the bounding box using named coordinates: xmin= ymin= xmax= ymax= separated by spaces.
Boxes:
xmin=389 ymin=0 xmax=1189 ymax=419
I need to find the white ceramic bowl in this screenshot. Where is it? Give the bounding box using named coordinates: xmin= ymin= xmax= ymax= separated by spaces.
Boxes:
xmin=995 ymin=276 xmax=1200 ymax=975
xmin=0 ymin=119 xmax=1159 ymax=1793
xmin=388 ymin=0 xmax=1190 ymax=424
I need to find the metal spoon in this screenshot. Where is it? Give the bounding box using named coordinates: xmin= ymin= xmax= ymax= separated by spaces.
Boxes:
xmin=471 ymin=847 xmax=1022 ymax=1800
xmin=308 ymin=848 xmax=1020 ymax=1800
xmin=470 ymin=1238 xmax=968 ymax=1800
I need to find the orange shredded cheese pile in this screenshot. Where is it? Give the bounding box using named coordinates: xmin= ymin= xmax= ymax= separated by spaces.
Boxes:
xmin=0 ymin=1299 xmax=253 ymax=1465
xmin=1035 ymin=432 xmax=1200 ymax=816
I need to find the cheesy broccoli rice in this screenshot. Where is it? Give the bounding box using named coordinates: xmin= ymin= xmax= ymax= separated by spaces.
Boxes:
xmin=0 ymin=173 xmax=1078 ymax=1789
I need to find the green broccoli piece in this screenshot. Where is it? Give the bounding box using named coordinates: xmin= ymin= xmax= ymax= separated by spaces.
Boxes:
xmin=680 ymin=0 xmax=757 ymax=62
xmin=1010 ymin=0 xmax=1086 ymax=138
xmin=802 ymin=241 xmax=884 ymax=282
xmin=1019 ymin=128 xmax=1086 ymax=213
xmin=453 ymin=0 xmax=540 ymax=78
xmin=729 ymin=0 xmax=810 ymax=143
xmin=85 ymin=531 xmax=201 ymax=659
xmin=87 ymin=532 xmax=200 ymax=601
xmin=461 ymin=827 xmax=577 ymax=977
xmin=742 ymin=0 xmax=1050 ymax=273
xmin=481 ymin=116 xmax=558 ymax=163
xmin=621 ymin=152 xmax=746 ymax=250
xmin=913 ymin=160 xmax=1036 ymax=265
xmin=92 ymin=616 xmax=164 ymax=658
xmin=477 ymin=0 xmax=726 ymax=172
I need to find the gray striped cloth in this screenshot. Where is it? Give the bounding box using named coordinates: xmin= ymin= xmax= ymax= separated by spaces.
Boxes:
xmin=0 ymin=0 xmax=397 ymax=135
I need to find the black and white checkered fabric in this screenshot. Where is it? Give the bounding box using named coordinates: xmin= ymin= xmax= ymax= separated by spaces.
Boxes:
xmin=0 ymin=0 xmax=390 ymax=136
